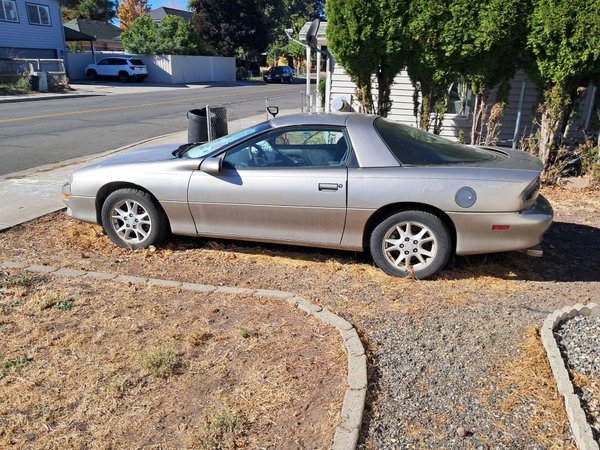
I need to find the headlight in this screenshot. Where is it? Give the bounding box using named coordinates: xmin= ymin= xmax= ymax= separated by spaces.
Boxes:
xmin=62 ymin=178 xmax=72 ymax=200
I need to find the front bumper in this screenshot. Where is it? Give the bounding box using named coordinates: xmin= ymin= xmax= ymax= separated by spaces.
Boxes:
xmin=63 ymin=182 xmax=98 ymax=224
xmin=448 ymin=195 xmax=554 ymax=255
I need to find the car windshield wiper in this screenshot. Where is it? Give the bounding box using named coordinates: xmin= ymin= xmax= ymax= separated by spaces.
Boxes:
xmin=172 ymin=143 xmax=202 ymax=158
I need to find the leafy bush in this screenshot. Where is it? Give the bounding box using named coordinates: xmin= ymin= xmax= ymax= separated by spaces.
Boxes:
xmin=236 ymin=67 xmax=250 ymax=80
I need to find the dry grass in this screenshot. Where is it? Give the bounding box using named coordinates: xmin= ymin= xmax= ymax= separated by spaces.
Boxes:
xmin=187 ymin=407 xmax=246 ymax=449
xmin=571 ymin=372 xmax=600 ymax=401
xmin=500 ymin=326 xmax=574 ymax=449
xmin=0 ymin=272 xmax=345 ymax=448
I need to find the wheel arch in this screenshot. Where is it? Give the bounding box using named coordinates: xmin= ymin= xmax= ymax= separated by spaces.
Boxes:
xmin=361 ymin=202 xmax=457 ymax=254
xmin=95 ymin=182 xmax=169 ymax=229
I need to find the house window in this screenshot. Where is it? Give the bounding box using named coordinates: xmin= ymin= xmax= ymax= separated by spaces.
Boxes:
xmin=447 ymin=78 xmax=470 ymax=117
xmin=26 ymin=3 xmax=51 ymax=26
xmin=0 ymin=0 xmax=19 ymax=22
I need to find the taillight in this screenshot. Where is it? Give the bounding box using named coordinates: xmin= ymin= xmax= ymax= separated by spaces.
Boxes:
xmin=522 ymin=177 xmax=540 ymax=206
xmin=130 ymin=66 xmax=135 ymax=70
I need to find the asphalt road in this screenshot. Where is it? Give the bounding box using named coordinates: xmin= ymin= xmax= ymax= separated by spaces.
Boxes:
xmin=0 ymin=82 xmax=304 ymax=176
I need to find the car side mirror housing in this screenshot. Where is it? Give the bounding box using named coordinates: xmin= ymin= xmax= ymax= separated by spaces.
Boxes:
xmin=200 ymin=156 xmax=222 ymax=174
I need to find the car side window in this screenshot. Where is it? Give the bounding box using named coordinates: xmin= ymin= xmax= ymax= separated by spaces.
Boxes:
xmin=223 ymin=128 xmax=350 ymax=169
xmin=97 ymin=59 xmax=109 ymax=65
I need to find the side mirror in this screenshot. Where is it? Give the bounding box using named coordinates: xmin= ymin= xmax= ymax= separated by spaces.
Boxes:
xmin=200 ymin=156 xmax=222 ymax=174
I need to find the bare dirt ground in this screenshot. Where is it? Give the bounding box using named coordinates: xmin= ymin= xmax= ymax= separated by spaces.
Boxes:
xmin=0 ymin=272 xmax=345 ymax=449
xmin=1 ymin=185 xmax=599 ymax=448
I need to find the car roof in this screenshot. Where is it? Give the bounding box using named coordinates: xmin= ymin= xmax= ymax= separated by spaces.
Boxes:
xmin=269 ymin=112 xmax=375 ymax=128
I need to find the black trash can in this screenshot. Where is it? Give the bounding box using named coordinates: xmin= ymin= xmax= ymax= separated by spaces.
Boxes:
xmin=29 ymin=74 xmax=39 ymax=91
xmin=187 ymin=108 xmax=209 ymax=143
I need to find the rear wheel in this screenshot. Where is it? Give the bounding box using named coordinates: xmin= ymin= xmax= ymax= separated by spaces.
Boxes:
xmin=101 ymin=188 xmax=169 ymax=249
xmin=370 ymin=210 xmax=451 ymax=279
xmin=86 ymin=69 xmax=97 ymax=81
xmin=118 ymin=71 xmax=129 ymax=83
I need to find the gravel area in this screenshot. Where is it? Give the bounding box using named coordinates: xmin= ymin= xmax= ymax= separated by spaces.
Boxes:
xmin=556 ymin=316 xmax=600 ymax=379
xmin=363 ymin=296 xmax=582 ymax=449
xmin=555 ymin=315 xmax=600 ymax=442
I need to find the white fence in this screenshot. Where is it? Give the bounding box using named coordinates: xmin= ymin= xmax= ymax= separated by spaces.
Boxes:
xmin=66 ymin=53 xmax=236 ymax=84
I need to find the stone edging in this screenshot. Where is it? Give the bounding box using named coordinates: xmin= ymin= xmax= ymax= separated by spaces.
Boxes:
xmin=0 ymin=261 xmax=367 ymax=449
xmin=541 ymin=303 xmax=600 ymax=450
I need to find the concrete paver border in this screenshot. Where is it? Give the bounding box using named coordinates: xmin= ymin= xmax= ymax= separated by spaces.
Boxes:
xmin=0 ymin=261 xmax=367 ymax=449
xmin=541 ymin=302 xmax=600 ymax=450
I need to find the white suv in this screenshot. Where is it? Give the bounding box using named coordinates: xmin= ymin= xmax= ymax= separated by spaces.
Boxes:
xmin=85 ymin=57 xmax=148 ymax=83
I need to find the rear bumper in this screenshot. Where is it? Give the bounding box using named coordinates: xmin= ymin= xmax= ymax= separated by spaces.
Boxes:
xmin=448 ymin=195 xmax=554 ymax=255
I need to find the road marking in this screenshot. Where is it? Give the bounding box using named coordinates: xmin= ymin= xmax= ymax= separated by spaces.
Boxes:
xmin=0 ymin=87 xmax=296 ymax=124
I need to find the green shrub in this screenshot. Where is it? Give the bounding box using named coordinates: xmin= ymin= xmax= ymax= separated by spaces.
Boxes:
xmin=141 ymin=348 xmax=180 ymax=378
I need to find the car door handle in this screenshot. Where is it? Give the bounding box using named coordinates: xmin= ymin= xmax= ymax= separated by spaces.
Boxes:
xmin=318 ymin=183 xmax=341 ymax=191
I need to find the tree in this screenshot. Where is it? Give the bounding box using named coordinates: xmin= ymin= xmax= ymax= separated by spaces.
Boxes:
xmin=326 ymin=0 xmax=406 ymax=115
xmin=189 ymin=0 xmax=270 ymax=57
xmin=439 ymin=0 xmax=529 ymax=143
xmin=527 ymin=0 xmax=600 ymax=174
xmin=403 ymin=0 xmax=456 ymax=132
xmin=121 ymin=15 xmax=209 ymax=55
xmin=117 ymin=0 xmax=150 ymax=32
xmin=61 ymin=0 xmax=117 ymax=22
xmin=266 ymin=0 xmax=324 ymax=71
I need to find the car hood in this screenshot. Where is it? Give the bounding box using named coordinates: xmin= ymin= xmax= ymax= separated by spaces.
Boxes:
xmin=95 ymin=143 xmax=184 ymax=167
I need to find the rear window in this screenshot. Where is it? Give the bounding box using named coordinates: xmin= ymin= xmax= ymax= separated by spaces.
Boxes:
xmin=129 ymin=59 xmax=145 ymax=66
xmin=374 ymin=118 xmax=495 ymax=165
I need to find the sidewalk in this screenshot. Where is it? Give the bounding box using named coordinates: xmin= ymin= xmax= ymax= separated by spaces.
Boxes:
xmin=0 ymin=130 xmax=187 ymax=231
xmin=0 ymin=80 xmax=259 ymax=104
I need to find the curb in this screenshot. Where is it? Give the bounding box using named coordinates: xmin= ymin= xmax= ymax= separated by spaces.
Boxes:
xmin=541 ymin=303 xmax=600 ymax=450
xmin=0 ymin=92 xmax=104 ymax=104
xmin=0 ymin=260 xmax=367 ymax=449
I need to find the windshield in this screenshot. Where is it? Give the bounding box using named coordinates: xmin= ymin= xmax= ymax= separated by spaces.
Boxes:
xmin=374 ymin=118 xmax=495 ymax=165
xmin=185 ymin=122 xmax=272 ymax=158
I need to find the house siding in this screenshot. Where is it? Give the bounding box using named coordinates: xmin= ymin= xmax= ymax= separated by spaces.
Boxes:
xmin=331 ymin=63 xmax=597 ymax=145
xmin=0 ymin=0 xmax=66 ymax=59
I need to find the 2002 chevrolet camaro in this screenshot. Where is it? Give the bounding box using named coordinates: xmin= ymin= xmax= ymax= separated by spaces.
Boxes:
xmin=63 ymin=113 xmax=553 ymax=279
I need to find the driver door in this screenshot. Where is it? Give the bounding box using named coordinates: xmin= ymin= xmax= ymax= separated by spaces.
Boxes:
xmin=187 ymin=126 xmax=350 ymax=246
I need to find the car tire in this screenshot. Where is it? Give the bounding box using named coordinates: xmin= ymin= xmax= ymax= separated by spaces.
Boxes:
xmin=370 ymin=210 xmax=451 ymax=279
xmin=101 ymin=188 xmax=169 ymax=249
xmin=118 ymin=71 xmax=129 ymax=83
xmin=86 ymin=69 xmax=97 ymax=81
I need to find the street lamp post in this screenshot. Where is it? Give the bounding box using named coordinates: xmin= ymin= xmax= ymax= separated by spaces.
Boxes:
xmin=285 ymin=28 xmax=312 ymax=112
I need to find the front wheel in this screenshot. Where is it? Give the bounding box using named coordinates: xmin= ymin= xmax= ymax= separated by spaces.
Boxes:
xmin=370 ymin=210 xmax=451 ymax=279
xmin=101 ymin=188 xmax=169 ymax=249
xmin=86 ymin=69 xmax=97 ymax=81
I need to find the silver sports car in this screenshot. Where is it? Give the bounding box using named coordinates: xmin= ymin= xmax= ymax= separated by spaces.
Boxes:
xmin=63 ymin=113 xmax=553 ymax=279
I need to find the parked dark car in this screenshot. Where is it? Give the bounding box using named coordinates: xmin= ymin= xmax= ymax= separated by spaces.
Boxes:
xmin=263 ymin=66 xmax=294 ymax=83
